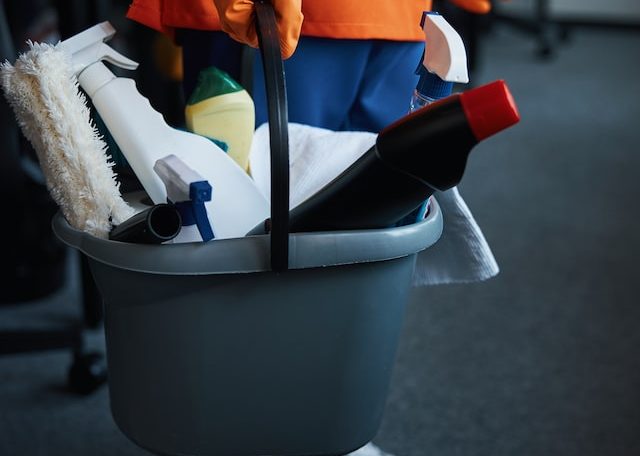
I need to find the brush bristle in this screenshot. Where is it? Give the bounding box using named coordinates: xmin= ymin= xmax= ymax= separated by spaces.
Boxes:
xmin=1 ymin=42 xmax=133 ymax=238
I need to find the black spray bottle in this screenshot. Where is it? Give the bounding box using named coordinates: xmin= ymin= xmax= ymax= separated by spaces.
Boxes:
xmin=248 ymin=79 xmax=520 ymax=235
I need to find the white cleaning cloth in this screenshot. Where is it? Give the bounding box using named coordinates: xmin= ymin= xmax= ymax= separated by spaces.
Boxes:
xmin=347 ymin=442 xmax=394 ymax=456
xmin=249 ymin=123 xmax=498 ymax=286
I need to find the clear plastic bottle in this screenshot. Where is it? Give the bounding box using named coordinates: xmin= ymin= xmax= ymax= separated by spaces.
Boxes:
xmin=409 ymin=71 xmax=454 ymax=112
xmin=409 ymin=88 xmax=438 ymax=112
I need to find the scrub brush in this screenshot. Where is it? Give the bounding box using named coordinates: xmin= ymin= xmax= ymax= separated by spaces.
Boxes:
xmin=1 ymin=41 xmax=133 ymax=238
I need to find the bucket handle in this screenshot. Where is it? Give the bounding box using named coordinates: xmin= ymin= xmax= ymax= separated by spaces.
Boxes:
xmin=255 ymin=0 xmax=290 ymax=272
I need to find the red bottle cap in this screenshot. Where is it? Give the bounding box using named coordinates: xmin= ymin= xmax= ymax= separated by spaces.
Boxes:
xmin=460 ymin=80 xmax=520 ymax=141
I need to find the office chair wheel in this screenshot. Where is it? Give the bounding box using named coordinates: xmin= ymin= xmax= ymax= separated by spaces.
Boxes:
xmin=536 ymin=43 xmax=552 ymax=59
xmin=68 ymin=352 xmax=107 ymax=395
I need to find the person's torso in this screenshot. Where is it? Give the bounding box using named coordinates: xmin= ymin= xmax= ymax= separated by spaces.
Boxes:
xmin=128 ymin=0 xmax=432 ymax=41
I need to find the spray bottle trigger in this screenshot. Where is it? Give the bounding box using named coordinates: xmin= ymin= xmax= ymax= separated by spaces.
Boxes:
xmin=422 ymin=13 xmax=469 ymax=83
xmin=99 ymin=43 xmax=139 ymax=71
xmin=60 ymin=21 xmax=139 ymax=75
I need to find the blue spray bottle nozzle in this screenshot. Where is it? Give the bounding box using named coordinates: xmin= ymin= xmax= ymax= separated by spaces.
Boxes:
xmin=187 ymin=180 xmax=214 ymax=241
xmin=154 ymin=155 xmax=215 ymax=242
xmin=190 ymin=180 xmax=212 ymax=203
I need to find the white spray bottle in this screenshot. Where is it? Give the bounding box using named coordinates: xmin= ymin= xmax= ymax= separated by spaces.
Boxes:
xmin=400 ymin=11 xmax=470 ymax=226
xmin=410 ymin=11 xmax=469 ymax=111
xmin=59 ymin=22 xmax=270 ymax=240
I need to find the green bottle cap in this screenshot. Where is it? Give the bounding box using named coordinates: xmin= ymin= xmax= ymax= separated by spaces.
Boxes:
xmin=187 ymin=66 xmax=243 ymax=105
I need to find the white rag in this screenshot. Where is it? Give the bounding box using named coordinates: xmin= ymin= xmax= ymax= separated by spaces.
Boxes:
xmin=249 ymin=123 xmax=499 ymax=286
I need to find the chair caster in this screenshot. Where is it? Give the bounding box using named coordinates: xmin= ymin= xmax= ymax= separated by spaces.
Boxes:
xmin=536 ymin=44 xmax=552 ymax=59
xmin=68 ymin=352 xmax=107 ymax=394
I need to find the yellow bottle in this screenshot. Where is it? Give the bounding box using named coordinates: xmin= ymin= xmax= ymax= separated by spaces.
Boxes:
xmin=185 ymin=67 xmax=255 ymax=172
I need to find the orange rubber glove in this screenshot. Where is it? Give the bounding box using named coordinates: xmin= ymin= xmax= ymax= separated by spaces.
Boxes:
xmin=212 ymin=0 xmax=303 ymax=59
xmin=448 ymin=0 xmax=492 ymax=14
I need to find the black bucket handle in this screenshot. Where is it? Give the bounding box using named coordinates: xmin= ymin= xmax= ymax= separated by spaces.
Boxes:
xmin=254 ymin=0 xmax=290 ymax=272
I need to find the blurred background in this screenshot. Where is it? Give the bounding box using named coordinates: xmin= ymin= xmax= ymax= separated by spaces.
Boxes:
xmin=1 ymin=1 xmax=639 ymax=455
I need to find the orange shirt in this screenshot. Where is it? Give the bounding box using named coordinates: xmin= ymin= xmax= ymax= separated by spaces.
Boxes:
xmin=127 ymin=0 xmax=432 ymax=42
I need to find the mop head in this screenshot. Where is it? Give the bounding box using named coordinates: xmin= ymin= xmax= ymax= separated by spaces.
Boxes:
xmin=1 ymin=41 xmax=133 ymax=238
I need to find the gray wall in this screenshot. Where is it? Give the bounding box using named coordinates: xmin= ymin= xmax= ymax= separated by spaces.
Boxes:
xmin=500 ymin=0 xmax=640 ymax=23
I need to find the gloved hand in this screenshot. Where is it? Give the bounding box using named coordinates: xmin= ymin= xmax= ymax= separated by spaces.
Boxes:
xmin=448 ymin=0 xmax=492 ymax=14
xmin=213 ymin=0 xmax=303 ymax=59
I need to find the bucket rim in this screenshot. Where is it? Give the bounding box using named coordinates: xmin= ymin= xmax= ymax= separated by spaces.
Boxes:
xmin=52 ymin=198 xmax=443 ymax=275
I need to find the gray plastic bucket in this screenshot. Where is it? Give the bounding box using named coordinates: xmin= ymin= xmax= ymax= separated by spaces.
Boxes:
xmin=52 ymin=3 xmax=444 ymax=455
xmin=53 ymin=199 xmax=442 ymax=456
